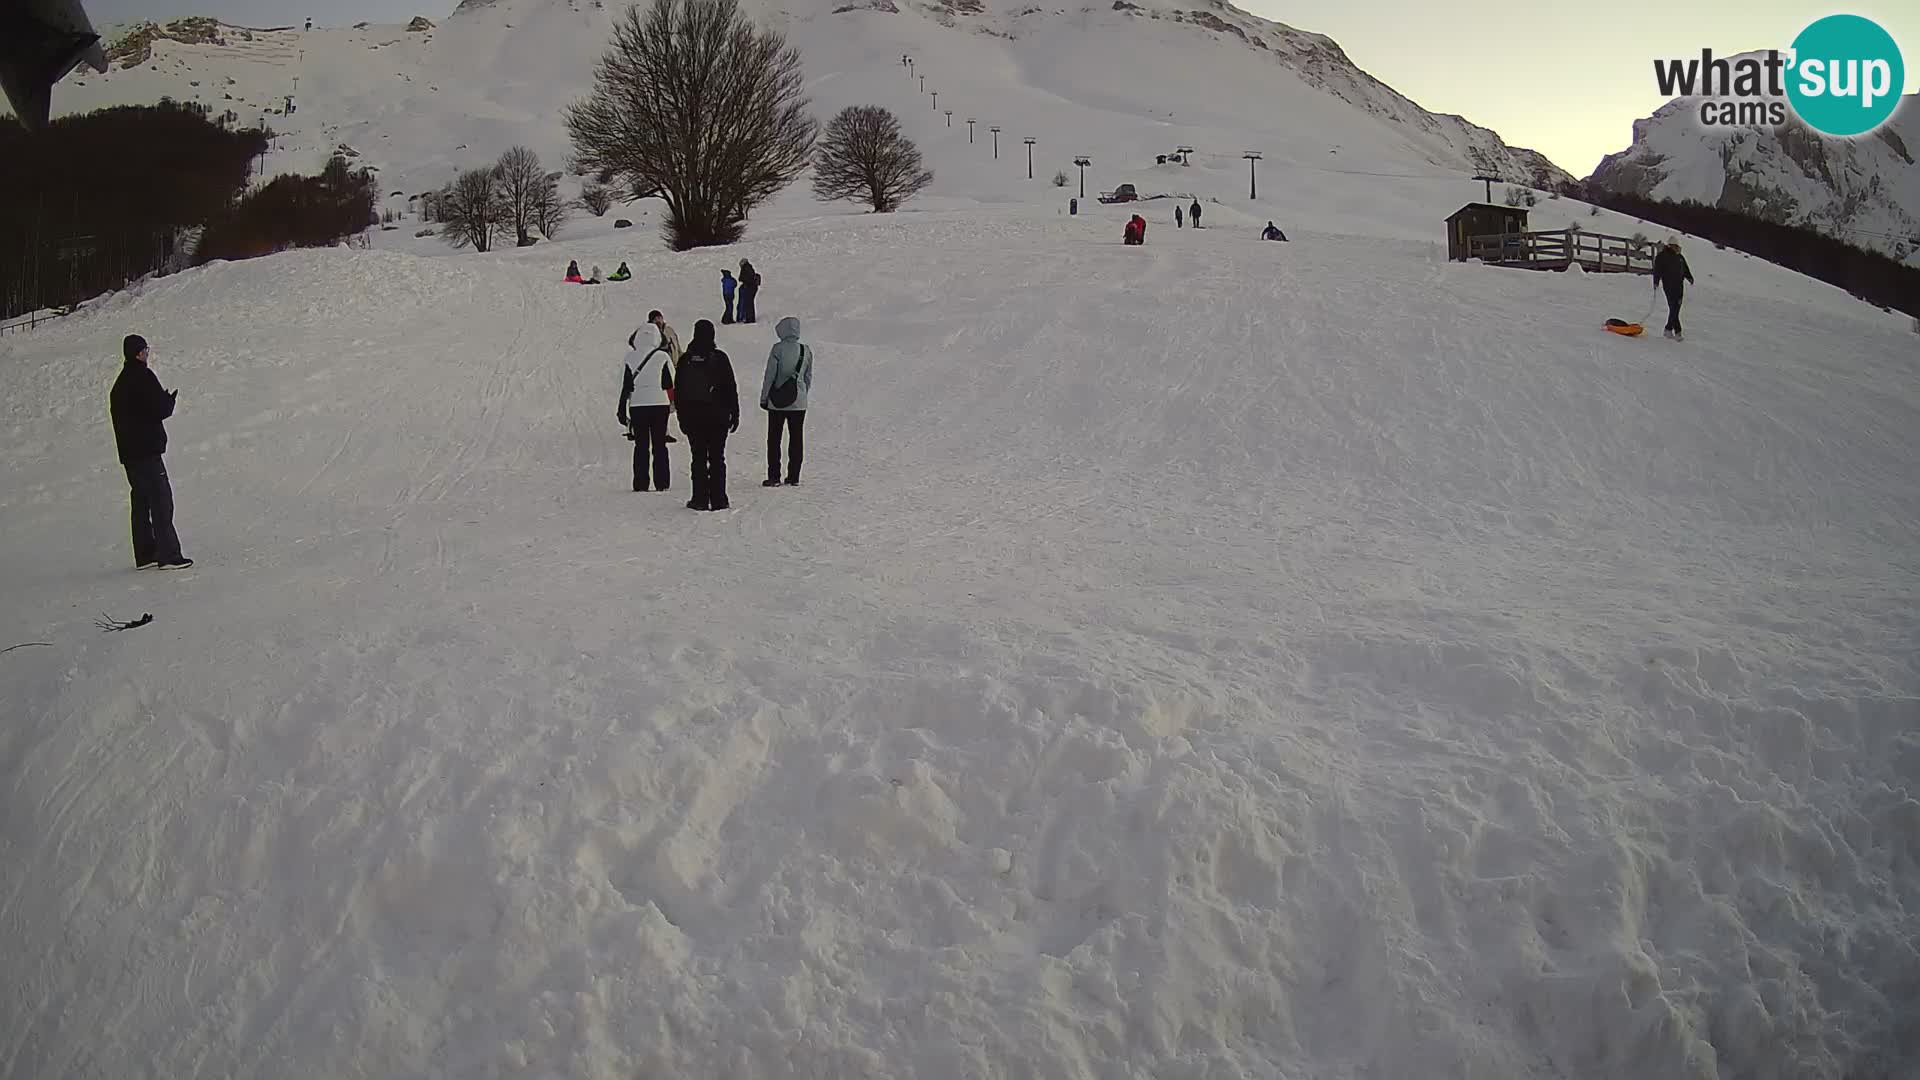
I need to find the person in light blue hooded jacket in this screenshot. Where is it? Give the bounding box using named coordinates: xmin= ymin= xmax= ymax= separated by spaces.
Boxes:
xmin=759 ymin=316 xmax=812 ymax=486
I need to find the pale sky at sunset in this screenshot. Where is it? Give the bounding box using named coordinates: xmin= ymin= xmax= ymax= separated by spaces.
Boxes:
xmin=86 ymin=0 xmax=1919 ymax=176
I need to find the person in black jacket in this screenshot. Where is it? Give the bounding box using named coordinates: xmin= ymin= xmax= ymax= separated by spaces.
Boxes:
xmin=673 ymin=320 xmax=740 ymax=511
xmin=109 ymin=334 xmax=191 ymax=569
xmin=1652 ymin=239 xmax=1695 ymax=340
xmin=736 ymin=259 xmax=761 ymax=324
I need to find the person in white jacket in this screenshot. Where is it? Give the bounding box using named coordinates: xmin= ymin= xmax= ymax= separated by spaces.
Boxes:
xmin=631 ymin=309 xmax=682 ymax=365
xmin=618 ymin=313 xmax=678 ymax=491
xmin=758 ymin=316 xmax=812 ymax=487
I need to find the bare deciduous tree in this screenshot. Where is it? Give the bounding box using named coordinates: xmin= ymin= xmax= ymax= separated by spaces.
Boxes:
xmin=812 ymin=105 xmax=932 ymax=213
xmin=581 ymin=182 xmax=615 ymax=217
xmin=565 ymin=0 xmax=817 ymax=250
xmin=494 ymin=145 xmax=563 ymax=246
xmin=533 ymin=177 xmax=570 ymax=240
xmin=439 ymin=167 xmax=504 ymax=252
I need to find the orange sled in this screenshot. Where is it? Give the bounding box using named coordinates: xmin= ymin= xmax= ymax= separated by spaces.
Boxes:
xmin=1603 ymin=319 xmax=1644 ymax=336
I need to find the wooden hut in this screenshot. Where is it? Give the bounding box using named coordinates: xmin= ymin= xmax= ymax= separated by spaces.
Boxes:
xmin=1445 ymin=203 xmax=1529 ymax=262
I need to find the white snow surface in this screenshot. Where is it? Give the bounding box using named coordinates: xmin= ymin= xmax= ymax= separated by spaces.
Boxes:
xmin=6 ymin=2 xmax=1920 ymax=1077
xmin=4 ymin=200 xmax=1919 ymax=1078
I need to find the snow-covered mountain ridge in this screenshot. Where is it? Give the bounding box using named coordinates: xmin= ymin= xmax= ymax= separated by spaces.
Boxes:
xmin=1588 ymin=67 xmax=1920 ymax=264
xmin=36 ymin=0 xmax=1571 ymax=226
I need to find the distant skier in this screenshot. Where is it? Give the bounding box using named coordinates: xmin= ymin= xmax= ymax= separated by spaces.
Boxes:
xmin=618 ymin=315 xmax=677 ymax=492
xmin=674 ymin=320 xmax=740 ymax=511
xmin=1175 ymin=205 xmax=1183 ymax=228
xmin=565 ymin=260 xmax=583 ymax=284
xmin=759 ymin=316 xmax=813 ymax=487
xmin=720 ymin=269 xmax=737 ymax=324
xmin=1652 ymin=238 xmax=1694 ymax=340
xmin=110 ymin=334 xmax=191 ymax=569
xmin=1261 ymin=222 xmax=1288 ymax=241
xmin=1189 ymin=199 xmax=1202 ymax=228
xmin=737 ymin=259 xmax=761 ymax=324
xmin=1123 ymin=214 xmax=1146 ymax=245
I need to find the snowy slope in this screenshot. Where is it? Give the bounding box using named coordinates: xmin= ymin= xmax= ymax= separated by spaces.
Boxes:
xmin=1590 ymin=81 xmax=1920 ymax=265
xmin=31 ymin=0 xmax=1571 ymax=240
xmin=3 ymin=201 xmax=1917 ymax=1078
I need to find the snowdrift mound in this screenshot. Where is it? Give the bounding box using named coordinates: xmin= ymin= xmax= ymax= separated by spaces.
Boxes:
xmin=2 ymin=211 xmax=1917 ymax=1078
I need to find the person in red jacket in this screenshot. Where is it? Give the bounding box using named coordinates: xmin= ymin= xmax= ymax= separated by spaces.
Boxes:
xmin=1123 ymin=215 xmax=1146 ymax=245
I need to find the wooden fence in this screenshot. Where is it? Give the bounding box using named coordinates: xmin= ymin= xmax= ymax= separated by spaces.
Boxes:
xmin=1467 ymin=229 xmax=1654 ymax=274
xmin=0 ymin=309 xmax=67 ymax=336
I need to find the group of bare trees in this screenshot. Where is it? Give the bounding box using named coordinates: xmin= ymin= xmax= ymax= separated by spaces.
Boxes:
xmin=430 ymin=0 xmax=931 ymax=256
xmin=438 ymin=146 xmax=571 ymax=253
xmin=566 ymin=0 xmax=931 ymax=251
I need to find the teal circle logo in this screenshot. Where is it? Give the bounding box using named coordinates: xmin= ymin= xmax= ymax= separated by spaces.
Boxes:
xmin=1786 ymin=14 xmax=1905 ymax=136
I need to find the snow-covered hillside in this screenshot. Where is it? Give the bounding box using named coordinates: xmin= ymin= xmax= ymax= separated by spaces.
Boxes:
xmin=1590 ymin=84 xmax=1920 ymax=266
xmin=3 ymin=193 xmax=1918 ymax=1076
xmin=33 ymin=0 xmax=1571 ymax=238
xmin=5 ymin=2 xmax=1919 ymax=1078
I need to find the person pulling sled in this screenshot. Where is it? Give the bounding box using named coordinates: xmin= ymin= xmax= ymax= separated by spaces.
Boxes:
xmin=1652 ymin=239 xmax=1694 ymax=340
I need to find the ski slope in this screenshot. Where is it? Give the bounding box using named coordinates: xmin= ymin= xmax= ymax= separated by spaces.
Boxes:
xmin=40 ymin=0 xmax=1569 ymax=239
xmin=3 ymin=202 xmax=1918 ymax=1078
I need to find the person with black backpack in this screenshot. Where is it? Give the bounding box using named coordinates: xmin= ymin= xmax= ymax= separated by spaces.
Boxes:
xmin=617 ymin=313 xmax=678 ymax=492
xmin=673 ymin=319 xmax=739 ymax=510
xmin=759 ymin=317 xmax=813 ymax=487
